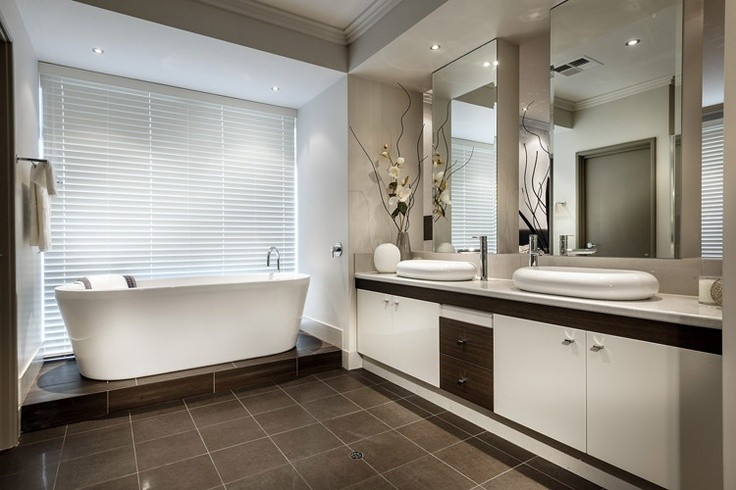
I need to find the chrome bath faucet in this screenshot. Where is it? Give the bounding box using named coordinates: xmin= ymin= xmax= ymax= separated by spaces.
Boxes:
xmin=266 ymin=246 xmax=281 ymax=272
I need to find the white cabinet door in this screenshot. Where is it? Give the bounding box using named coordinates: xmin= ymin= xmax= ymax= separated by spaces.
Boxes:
xmin=493 ymin=315 xmax=586 ymax=451
xmin=586 ymin=332 xmax=722 ymax=490
xmin=356 ymin=290 xmax=393 ymax=365
xmin=392 ymin=296 xmax=440 ymax=387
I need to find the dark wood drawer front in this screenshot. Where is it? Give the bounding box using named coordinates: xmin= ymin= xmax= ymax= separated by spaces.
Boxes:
xmin=440 ymin=317 xmax=493 ymax=369
xmin=440 ymin=355 xmax=493 ymax=410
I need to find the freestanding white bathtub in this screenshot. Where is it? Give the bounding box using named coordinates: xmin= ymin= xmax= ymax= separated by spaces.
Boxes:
xmin=55 ymin=273 xmax=310 ymax=380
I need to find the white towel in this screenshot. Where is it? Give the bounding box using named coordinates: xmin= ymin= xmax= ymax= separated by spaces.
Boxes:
xmin=75 ymin=274 xmax=137 ymax=290
xmin=30 ymin=161 xmax=58 ymax=252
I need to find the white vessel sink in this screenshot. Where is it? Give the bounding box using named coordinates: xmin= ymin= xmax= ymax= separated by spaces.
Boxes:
xmin=396 ymin=260 xmax=476 ymax=281
xmin=512 ymin=266 xmax=659 ymax=300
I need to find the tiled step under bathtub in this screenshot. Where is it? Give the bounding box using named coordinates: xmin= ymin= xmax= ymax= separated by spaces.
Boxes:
xmin=21 ymin=331 xmax=341 ymax=433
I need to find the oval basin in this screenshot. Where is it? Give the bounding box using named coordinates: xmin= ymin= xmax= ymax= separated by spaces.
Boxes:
xmin=396 ymin=260 xmax=477 ymax=281
xmin=512 ymin=266 xmax=659 ymax=300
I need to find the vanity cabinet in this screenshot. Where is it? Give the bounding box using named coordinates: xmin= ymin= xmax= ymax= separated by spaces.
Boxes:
xmin=356 ymin=290 xmax=439 ymax=386
xmin=494 ymin=314 xmax=722 ymax=489
xmin=493 ymin=315 xmax=587 ymax=451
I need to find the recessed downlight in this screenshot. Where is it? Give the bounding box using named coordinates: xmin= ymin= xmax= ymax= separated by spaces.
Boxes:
xmin=625 ymin=38 xmax=641 ymax=47
xmin=91 ymin=48 xmax=104 ymax=55
xmin=271 ymin=86 xmax=280 ymax=92
xmin=482 ymin=61 xmax=491 ymax=67
xmin=493 ymin=60 xmax=499 ymax=66
xmin=429 ymin=44 xmax=441 ymax=51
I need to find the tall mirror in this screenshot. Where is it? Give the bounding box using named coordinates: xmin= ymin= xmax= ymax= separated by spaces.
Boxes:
xmin=551 ymin=0 xmax=682 ymax=258
xmin=431 ymin=40 xmax=498 ymax=253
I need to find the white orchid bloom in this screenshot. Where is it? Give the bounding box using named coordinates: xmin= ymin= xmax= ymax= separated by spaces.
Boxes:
xmin=388 ymin=165 xmax=400 ymax=179
xmin=433 ymin=171 xmax=444 ymax=183
xmin=396 ymin=185 xmax=413 ymax=203
xmin=439 ymin=191 xmax=451 ymax=204
xmin=396 ymin=157 xmax=405 ymax=165
xmin=388 ymin=196 xmax=398 ymax=206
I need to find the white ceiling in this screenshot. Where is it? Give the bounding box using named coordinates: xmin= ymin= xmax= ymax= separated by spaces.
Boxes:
xmin=253 ymin=0 xmax=377 ymax=29
xmin=16 ymin=0 xmax=346 ymax=109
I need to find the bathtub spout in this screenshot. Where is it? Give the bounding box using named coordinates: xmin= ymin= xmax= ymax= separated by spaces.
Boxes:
xmin=267 ymin=246 xmax=281 ymax=272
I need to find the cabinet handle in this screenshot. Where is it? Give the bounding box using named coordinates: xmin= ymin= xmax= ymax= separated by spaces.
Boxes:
xmin=456 ymin=339 xmax=469 ymax=346
xmin=562 ymin=339 xmax=575 ymax=345
xmin=590 ymin=345 xmax=605 ymax=352
xmin=457 ymin=377 xmax=468 ymax=385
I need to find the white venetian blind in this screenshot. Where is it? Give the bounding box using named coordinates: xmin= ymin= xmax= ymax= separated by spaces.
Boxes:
xmin=450 ymin=139 xmax=497 ymax=252
xmin=40 ymin=67 xmax=296 ymax=357
xmin=701 ymin=118 xmax=723 ymax=258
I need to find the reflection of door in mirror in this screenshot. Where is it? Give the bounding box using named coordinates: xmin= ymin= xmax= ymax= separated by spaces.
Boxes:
xmin=577 ymin=139 xmax=656 ymax=258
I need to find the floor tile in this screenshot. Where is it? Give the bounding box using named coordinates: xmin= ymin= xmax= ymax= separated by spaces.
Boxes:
xmin=368 ymin=399 xmax=432 ymax=428
xmin=189 ymin=400 xmax=250 ymax=428
xmin=435 ymin=438 xmax=521 ymax=483
xmin=404 ymin=395 xmax=445 ymax=415
xmin=135 ymin=429 xmax=207 ymax=471
xmin=482 ymin=464 xmax=569 ymax=489
xmin=344 ymin=475 xmax=396 ymax=489
xmin=282 ymin=380 xmax=338 ymax=403
xmin=313 ymin=369 xmax=348 ymax=380
xmin=211 ymin=437 xmax=288 ymax=483
xmin=476 ymin=432 xmax=536 ymax=462
xmin=232 ymin=383 xmax=280 ymax=398
xmin=238 ymin=390 xmax=296 ymax=415
xmin=342 ymin=385 xmax=400 ymax=409
xmin=252 ymin=405 xmax=317 ymax=435
xmin=435 ymin=411 xmax=485 ymax=436
xmin=321 ymin=373 xmax=374 ymax=393
xmin=132 ymin=410 xmax=195 ymax=443
xmin=379 ymin=382 xmax=414 ymax=398
xmin=347 ymin=370 xmax=385 ymax=385
xmin=185 ymin=391 xmax=236 ymax=409
xmin=83 ymin=473 xmax=140 ymax=489
xmin=352 ymin=430 xmax=426 ymax=473
xmin=129 ymin=400 xmax=186 ymax=421
xmin=62 ymin=423 xmax=133 ymax=461
xmin=301 ymin=394 xmax=362 ymax=421
xmin=526 ymin=457 xmax=600 ymax=490
xmin=17 ymin=425 xmax=66 ymax=446
xmin=322 ymin=411 xmax=392 ymax=444
xmin=138 ymin=454 xmax=222 ymax=490
xmin=55 ymin=446 xmax=137 ymax=490
xmin=226 ymin=464 xmax=309 ymax=490
xmin=271 ymin=423 xmax=344 ymax=461
xmin=0 ymin=464 xmax=56 ymax=490
xmin=293 ymin=446 xmax=378 ymax=490
xmin=66 ymin=412 xmax=130 ymax=435
xmin=199 ymin=416 xmax=267 ymax=452
xmin=397 ymin=416 xmax=472 ymax=453
xmin=0 ymin=437 xmax=63 ymax=477
xmin=384 ymin=454 xmax=475 ymax=490
xmin=278 ymin=374 xmax=318 ymax=387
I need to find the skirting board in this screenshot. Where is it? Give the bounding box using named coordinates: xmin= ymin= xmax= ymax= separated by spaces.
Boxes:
xmin=361 ymin=358 xmax=642 ymax=490
xmin=300 ymin=317 xmax=343 ymax=349
xmin=18 ymin=346 xmax=43 ymax=406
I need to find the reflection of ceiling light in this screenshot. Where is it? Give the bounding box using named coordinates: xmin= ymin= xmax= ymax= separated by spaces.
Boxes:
xmin=429 ymin=44 xmax=441 ymax=51
xmin=625 ymin=39 xmax=641 ymax=47
xmin=92 ymin=48 xmax=104 ymax=54
xmin=482 ymin=61 xmax=491 ymax=67
xmin=493 ymin=60 xmax=499 ymax=66
xmin=271 ymin=86 xmax=280 ymax=92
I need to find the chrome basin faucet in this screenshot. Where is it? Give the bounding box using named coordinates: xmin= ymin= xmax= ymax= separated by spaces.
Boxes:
xmin=266 ymin=246 xmax=281 ymax=272
xmin=529 ymin=235 xmax=542 ymax=267
xmin=473 ymin=235 xmax=489 ymax=280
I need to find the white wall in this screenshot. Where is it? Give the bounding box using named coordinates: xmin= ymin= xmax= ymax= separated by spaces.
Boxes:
xmin=721 ymin=0 xmax=735 ymax=485
xmin=296 ymin=77 xmax=349 ymax=347
xmin=0 ymin=0 xmax=42 ymax=404
xmin=553 ymin=85 xmax=674 ymax=257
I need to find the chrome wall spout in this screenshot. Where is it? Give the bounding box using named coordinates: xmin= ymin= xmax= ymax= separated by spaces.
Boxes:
xmin=529 ymin=235 xmax=542 ymax=267
xmin=266 ymin=246 xmax=281 ymax=272
xmin=474 ymin=235 xmax=488 ymax=280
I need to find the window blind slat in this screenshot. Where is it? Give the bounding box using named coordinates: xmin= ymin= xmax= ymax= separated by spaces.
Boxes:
xmin=41 ymin=73 xmax=296 ymax=357
xmin=701 ymin=119 xmax=723 ymax=258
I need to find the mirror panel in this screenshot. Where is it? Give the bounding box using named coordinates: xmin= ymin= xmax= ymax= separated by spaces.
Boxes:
xmin=551 ymin=0 xmax=682 ymax=258
xmin=431 ymin=40 xmax=498 ymax=253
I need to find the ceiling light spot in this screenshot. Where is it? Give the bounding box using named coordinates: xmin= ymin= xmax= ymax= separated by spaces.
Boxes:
xmin=271 ymin=86 xmax=280 ymax=92
xmin=429 ymin=44 xmax=441 ymax=51
xmin=92 ymin=48 xmax=104 ymax=55
xmin=625 ymin=39 xmax=641 ymax=47
xmin=482 ymin=61 xmax=491 ymax=68
xmin=493 ymin=60 xmax=500 ymax=66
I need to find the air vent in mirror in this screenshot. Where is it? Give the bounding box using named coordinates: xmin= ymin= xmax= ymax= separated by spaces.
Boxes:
xmin=553 ymin=56 xmax=603 ymax=76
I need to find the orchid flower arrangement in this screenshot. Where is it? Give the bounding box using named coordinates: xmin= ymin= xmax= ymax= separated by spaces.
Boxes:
xmin=350 ymin=83 xmax=425 ymax=234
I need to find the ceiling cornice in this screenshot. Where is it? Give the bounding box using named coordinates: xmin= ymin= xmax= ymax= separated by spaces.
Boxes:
xmin=196 ymin=0 xmax=400 ymax=46
xmin=574 ymin=75 xmax=673 ymax=111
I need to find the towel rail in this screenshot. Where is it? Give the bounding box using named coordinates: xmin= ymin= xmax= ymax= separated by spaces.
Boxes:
xmin=16 ymin=156 xmax=49 ymax=167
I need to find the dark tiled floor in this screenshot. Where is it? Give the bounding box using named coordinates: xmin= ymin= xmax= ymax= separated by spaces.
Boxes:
xmin=22 ymin=331 xmax=341 ymax=432
xmin=1 ymin=369 xmax=603 ymax=490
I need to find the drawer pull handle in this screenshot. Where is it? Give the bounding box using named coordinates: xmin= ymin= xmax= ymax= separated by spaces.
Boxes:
xmin=456 ymin=339 xmax=469 ymax=346
xmin=590 ymin=345 xmax=605 ymax=352
xmin=562 ymin=339 xmax=575 ymax=345
xmin=457 ymin=377 xmax=468 ymax=385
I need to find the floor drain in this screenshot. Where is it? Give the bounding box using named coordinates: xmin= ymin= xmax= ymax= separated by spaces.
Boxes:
xmin=350 ymin=451 xmax=363 ymax=460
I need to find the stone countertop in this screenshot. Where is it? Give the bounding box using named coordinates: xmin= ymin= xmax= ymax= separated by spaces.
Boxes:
xmin=355 ymin=272 xmax=722 ymax=330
